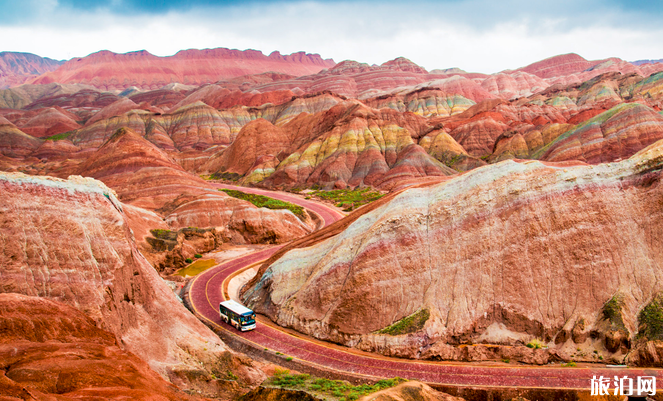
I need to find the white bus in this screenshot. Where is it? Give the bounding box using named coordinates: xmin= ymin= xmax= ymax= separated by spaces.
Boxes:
xmin=219 ymin=300 xmax=256 ymax=331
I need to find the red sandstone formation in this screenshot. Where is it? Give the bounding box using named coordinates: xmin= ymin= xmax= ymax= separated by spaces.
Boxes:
xmin=540 ymin=103 xmax=663 ymax=163
xmin=480 ymin=72 xmax=549 ymax=100
xmin=244 ymin=139 xmax=663 ymax=365
xmin=2 ymin=106 xmax=81 ymax=138
xmin=0 ymin=172 xmax=266 ymax=395
xmin=0 ymin=123 xmax=41 ymax=157
xmin=364 ymin=87 xmax=475 ymax=117
xmin=0 ymin=51 xmax=63 ymax=89
xmin=76 ymin=127 xmax=314 ymax=242
xmin=29 ymin=48 xmax=335 ymax=90
xmin=517 ymin=53 xmax=597 ymax=78
xmin=0 ymin=293 xmax=203 ymax=400
xmin=253 ymin=101 xmax=456 ymax=189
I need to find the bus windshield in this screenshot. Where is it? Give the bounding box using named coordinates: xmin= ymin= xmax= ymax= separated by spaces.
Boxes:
xmin=241 ymin=314 xmax=255 ymax=324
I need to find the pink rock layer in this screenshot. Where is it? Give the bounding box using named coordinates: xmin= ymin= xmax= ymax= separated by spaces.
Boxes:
xmin=0 ymin=172 xmax=264 ymax=393
xmin=29 ymin=48 xmax=335 ymax=90
xmin=0 ymin=293 xmax=203 ymax=400
xmin=244 ymin=139 xmax=663 ymax=365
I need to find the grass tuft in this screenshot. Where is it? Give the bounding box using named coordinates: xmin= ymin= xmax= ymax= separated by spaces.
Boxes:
xmin=376 ymin=309 xmax=429 ymax=336
xmin=150 ymin=228 xmax=177 ymax=241
xmin=638 ymin=294 xmax=663 ymax=341
xmin=43 ymin=131 xmax=73 ymax=141
xmin=603 ymin=293 xmax=627 ymax=331
xmin=310 ymin=188 xmax=383 ymax=211
xmin=220 ymin=189 xmax=305 ymax=219
xmin=268 ymin=372 xmax=406 ymax=399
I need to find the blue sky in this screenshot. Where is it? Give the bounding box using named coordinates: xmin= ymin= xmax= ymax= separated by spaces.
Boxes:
xmin=1 ymin=0 xmax=662 ymax=73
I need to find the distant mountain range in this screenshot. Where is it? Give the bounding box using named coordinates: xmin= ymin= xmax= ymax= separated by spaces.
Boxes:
xmin=0 ymin=52 xmax=63 ymax=88
xmin=632 ymin=59 xmax=663 ymax=66
xmin=1 ymin=48 xmax=663 ymax=92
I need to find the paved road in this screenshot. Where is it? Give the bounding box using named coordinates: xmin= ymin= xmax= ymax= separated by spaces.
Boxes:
xmin=213 ymin=183 xmax=344 ymax=227
xmin=190 ymin=184 xmax=662 ymax=391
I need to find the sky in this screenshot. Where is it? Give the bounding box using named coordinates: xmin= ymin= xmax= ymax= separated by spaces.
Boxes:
xmin=1 ymin=0 xmax=663 ymax=74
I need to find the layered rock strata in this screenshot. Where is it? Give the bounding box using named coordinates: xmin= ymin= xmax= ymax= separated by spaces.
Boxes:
xmin=0 ymin=172 xmax=265 ymax=394
xmin=0 ymin=293 xmax=203 ymax=400
xmin=244 ymin=139 xmax=663 ymax=365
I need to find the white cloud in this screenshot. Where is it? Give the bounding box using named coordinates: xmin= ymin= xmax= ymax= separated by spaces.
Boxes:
xmin=1 ymin=1 xmax=662 ymax=73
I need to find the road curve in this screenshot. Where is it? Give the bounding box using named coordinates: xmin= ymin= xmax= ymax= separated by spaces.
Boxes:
xmin=190 ymin=184 xmax=663 ymax=391
xmin=213 ymin=183 xmax=344 ymax=227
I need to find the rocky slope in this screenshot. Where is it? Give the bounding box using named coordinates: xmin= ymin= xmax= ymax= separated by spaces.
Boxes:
xmin=29 ymin=48 xmax=335 ymax=90
xmin=243 ymin=138 xmax=663 ymax=365
xmin=217 ymin=101 xmax=457 ymax=190
xmin=0 ymin=172 xmax=266 ymax=396
xmin=0 ymin=52 xmax=63 ymax=89
xmin=72 ymin=127 xmax=314 ymax=272
xmin=0 ymin=293 xmax=203 ymax=400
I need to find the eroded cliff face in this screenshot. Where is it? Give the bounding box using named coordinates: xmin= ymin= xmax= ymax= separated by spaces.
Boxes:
xmin=0 ymin=173 xmax=265 ymax=395
xmin=244 ymin=138 xmax=663 ymax=365
xmin=0 ymin=293 xmax=204 ymax=401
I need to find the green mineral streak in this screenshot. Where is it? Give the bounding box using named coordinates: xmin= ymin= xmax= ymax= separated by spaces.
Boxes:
xmin=531 ymin=103 xmax=638 ymax=160
xmin=175 ymin=259 xmax=217 ymax=277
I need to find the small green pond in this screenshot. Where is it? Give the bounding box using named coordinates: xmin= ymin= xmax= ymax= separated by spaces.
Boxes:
xmin=175 ymin=259 xmax=217 ymax=277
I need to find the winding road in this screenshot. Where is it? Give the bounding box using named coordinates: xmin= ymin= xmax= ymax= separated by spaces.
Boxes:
xmin=189 ymin=183 xmax=662 ymax=394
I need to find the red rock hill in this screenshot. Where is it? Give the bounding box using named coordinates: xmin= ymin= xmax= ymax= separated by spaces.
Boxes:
xmin=29 ymin=48 xmax=336 ymax=90
xmin=0 ymin=52 xmax=63 ymax=89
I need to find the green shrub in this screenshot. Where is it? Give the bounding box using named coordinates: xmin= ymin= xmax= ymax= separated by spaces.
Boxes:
xmin=205 ymin=172 xmax=241 ymax=181
xmin=185 ymin=258 xmax=193 ymax=264
xmin=44 ymin=131 xmax=73 ymax=141
xmin=526 ymin=339 xmax=543 ymax=349
xmin=376 ymin=309 xmax=429 ymax=336
xmin=194 ymin=254 xmax=202 ymax=258
xmin=269 ymin=373 xmax=405 ymax=397
xmin=604 ymin=294 xmax=626 ymax=330
xmin=150 ymin=228 xmax=177 ymax=240
xmin=638 ymin=295 xmax=663 ymax=340
xmin=220 ymin=189 xmax=305 ymax=219
xmin=286 ymin=356 xmax=293 ymax=361
xmin=310 ymin=188 xmax=383 ymax=211
xmin=561 ymin=361 xmax=577 ymax=367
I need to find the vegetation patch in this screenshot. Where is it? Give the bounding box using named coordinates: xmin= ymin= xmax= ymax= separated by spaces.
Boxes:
xmin=43 ymin=131 xmax=73 ymax=141
xmin=376 ymin=309 xmax=429 ymax=336
xmin=603 ymin=293 xmax=627 ymax=331
xmin=220 ymin=189 xmax=305 ymax=219
xmin=150 ymin=228 xmax=178 ymax=241
xmin=638 ymin=295 xmax=663 ymax=341
xmin=268 ymin=369 xmax=406 ymax=401
xmin=176 ymin=259 xmax=217 ymax=277
xmin=526 ymin=339 xmax=543 ymax=349
xmin=202 ymin=172 xmax=242 ymax=181
xmin=443 ymin=154 xmax=464 ymax=169
xmin=310 ymin=188 xmax=383 ymax=211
